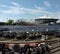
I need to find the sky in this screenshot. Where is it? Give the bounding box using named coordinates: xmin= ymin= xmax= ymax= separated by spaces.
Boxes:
xmin=0 ymin=0 xmax=60 ymax=22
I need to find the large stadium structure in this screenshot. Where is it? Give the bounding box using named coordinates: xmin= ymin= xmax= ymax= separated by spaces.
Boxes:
xmin=35 ymin=16 xmax=58 ymax=24
xmin=0 ymin=16 xmax=60 ymax=40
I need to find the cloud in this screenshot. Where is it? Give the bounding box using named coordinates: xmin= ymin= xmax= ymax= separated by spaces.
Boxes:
xmin=35 ymin=5 xmax=46 ymax=11
xmin=11 ymin=2 xmax=20 ymax=6
xmin=55 ymin=12 xmax=60 ymax=19
xmin=0 ymin=5 xmax=39 ymax=14
xmin=2 ymin=7 xmax=25 ymax=14
xmin=0 ymin=2 xmax=60 ymax=19
xmin=0 ymin=2 xmax=49 ymax=14
xmin=44 ymin=1 xmax=51 ymax=7
xmin=55 ymin=5 xmax=59 ymax=8
xmin=46 ymin=11 xmax=60 ymax=19
xmin=1 ymin=6 xmax=51 ymax=14
xmin=0 ymin=4 xmax=7 ymax=7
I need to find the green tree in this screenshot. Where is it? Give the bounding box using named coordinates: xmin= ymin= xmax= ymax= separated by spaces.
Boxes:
xmin=7 ymin=19 xmax=14 ymax=25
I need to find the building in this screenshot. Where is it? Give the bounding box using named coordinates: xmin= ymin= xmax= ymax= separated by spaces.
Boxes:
xmin=0 ymin=22 xmax=6 ymax=25
xmin=0 ymin=16 xmax=60 ymax=40
xmin=35 ymin=16 xmax=60 ymax=40
xmin=35 ymin=16 xmax=58 ymax=25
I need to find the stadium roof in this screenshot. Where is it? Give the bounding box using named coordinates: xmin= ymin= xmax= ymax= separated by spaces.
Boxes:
xmin=35 ymin=16 xmax=58 ymax=20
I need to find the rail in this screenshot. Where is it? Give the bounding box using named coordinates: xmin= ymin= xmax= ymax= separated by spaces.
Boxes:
xmin=0 ymin=38 xmax=60 ymax=44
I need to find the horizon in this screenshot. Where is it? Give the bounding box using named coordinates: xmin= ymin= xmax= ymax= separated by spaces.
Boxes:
xmin=0 ymin=0 xmax=60 ymax=22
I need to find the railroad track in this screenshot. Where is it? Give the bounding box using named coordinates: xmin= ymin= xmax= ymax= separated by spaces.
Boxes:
xmin=0 ymin=38 xmax=60 ymax=44
xmin=51 ymin=46 xmax=60 ymax=54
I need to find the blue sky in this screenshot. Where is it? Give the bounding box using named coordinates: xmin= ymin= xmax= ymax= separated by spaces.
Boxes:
xmin=0 ymin=0 xmax=60 ymax=22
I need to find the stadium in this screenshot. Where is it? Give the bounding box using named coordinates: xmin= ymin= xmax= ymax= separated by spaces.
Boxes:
xmin=0 ymin=16 xmax=60 ymax=40
xmin=0 ymin=16 xmax=60 ymax=54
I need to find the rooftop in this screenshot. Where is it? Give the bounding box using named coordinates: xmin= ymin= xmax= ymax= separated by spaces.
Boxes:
xmin=35 ymin=16 xmax=58 ymax=20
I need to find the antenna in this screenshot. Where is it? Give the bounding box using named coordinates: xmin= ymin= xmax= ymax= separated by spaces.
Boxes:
xmin=47 ymin=15 xmax=48 ymax=18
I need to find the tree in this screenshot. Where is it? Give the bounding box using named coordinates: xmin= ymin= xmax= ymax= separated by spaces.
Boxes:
xmin=7 ymin=19 xmax=14 ymax=25
xmin=15 ymin=19 xmax=27 ymax=25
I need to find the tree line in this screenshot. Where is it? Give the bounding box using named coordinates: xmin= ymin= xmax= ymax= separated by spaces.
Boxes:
xmin=0 ymin=19 xmax=35 ymax=26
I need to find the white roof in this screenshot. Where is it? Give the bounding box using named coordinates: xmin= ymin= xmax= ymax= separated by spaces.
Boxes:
xmin=38 ymin=16 xmax=53 ymax=19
